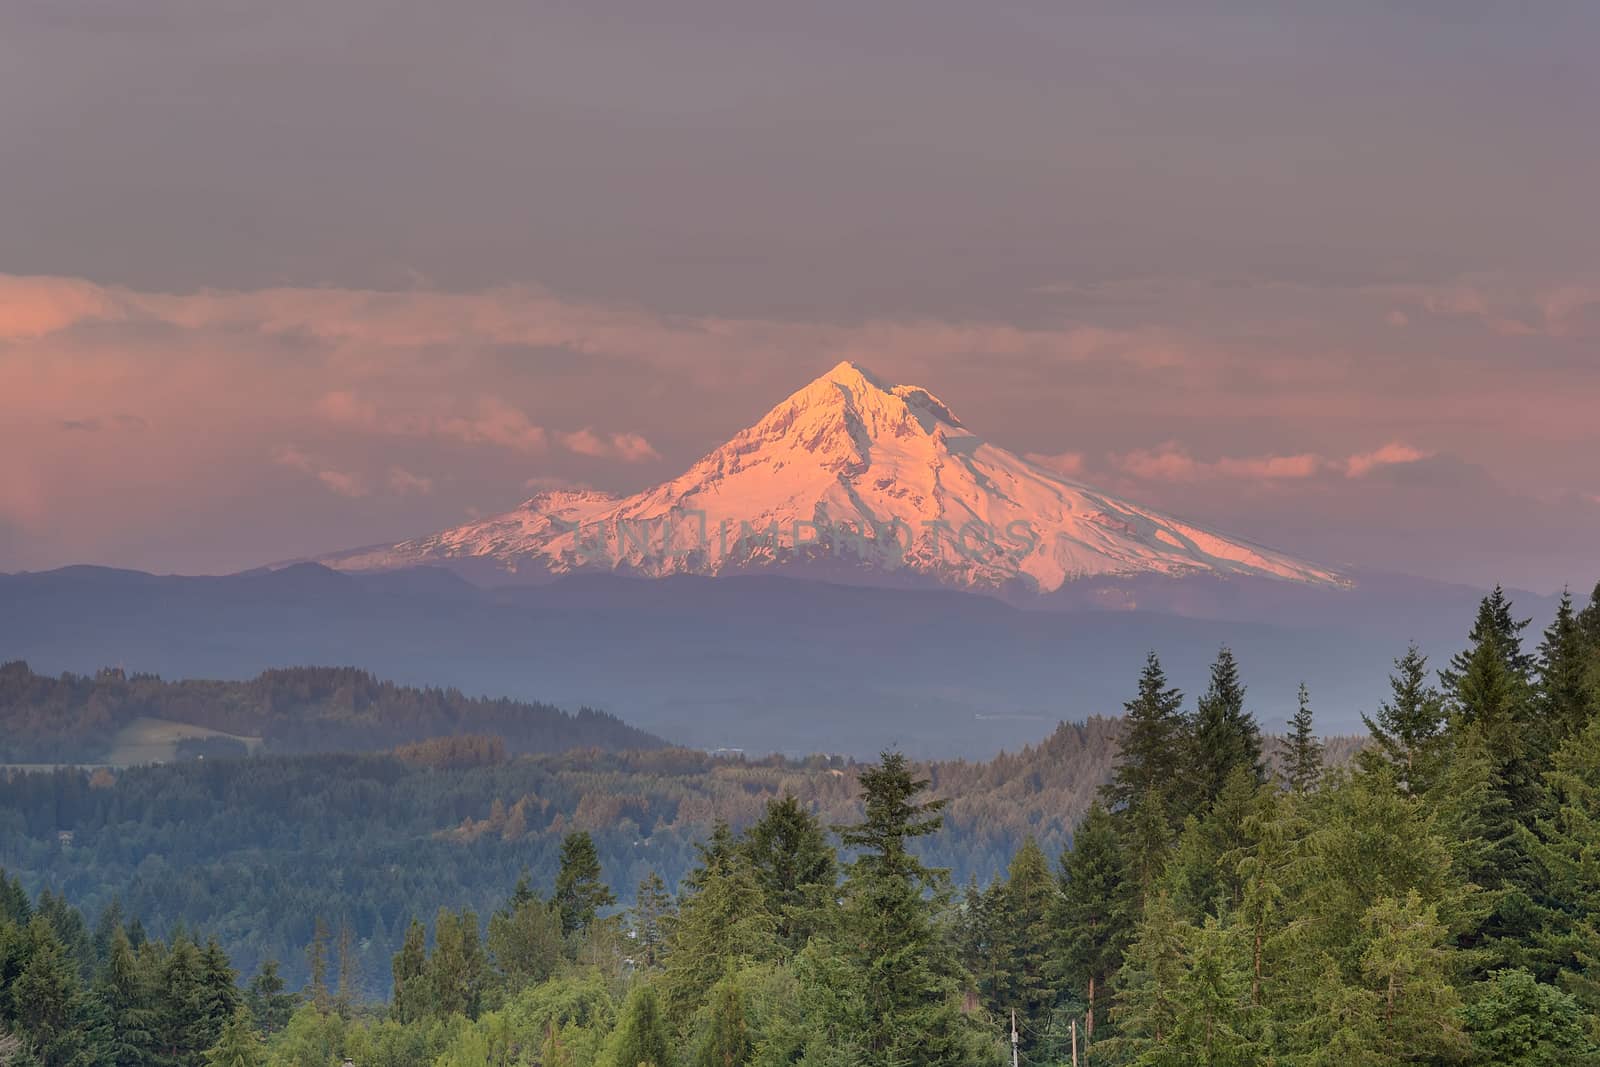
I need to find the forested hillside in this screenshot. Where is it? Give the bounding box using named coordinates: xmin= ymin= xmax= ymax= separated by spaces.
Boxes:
xmin=1 ymin=580 xmax=1597 ymax=1065
xmin=0 ymin=663 xmax=662 ymax=764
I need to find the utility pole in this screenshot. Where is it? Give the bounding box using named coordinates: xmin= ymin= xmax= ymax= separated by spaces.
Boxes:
xmin=1010 ymin=1008 xmax=1019 ymax=1067
xmin=1071 ymin=1018 xmax=1078 ymax=1067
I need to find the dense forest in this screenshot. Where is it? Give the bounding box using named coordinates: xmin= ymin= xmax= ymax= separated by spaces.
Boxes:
xmin=0 ymin=664 xmax=662 ymax=764
xmin=1 ymin=579 xmax=1598 ymax=1064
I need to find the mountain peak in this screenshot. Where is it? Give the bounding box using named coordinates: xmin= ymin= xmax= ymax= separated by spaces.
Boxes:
xmin=319 ymin=366 xmax=1346 ymax=593
xmin=819 ymin=359 xmax=890 ymax=390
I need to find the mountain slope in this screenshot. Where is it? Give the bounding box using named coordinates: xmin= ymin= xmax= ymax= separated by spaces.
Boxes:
xmin=321 ymin=361 xmax=1344 ymax=593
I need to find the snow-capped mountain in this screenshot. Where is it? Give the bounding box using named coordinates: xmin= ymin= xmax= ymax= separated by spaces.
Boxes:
xmin=320 ymin=361 xmax=1346 ymax=593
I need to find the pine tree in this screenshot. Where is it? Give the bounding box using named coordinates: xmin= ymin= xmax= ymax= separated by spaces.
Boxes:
xmin=1055 ymin=802 xmax=1133 ymax=1051
xmin=1463 ymin=968 xmax=1600 ymax=1066
xmin=87 ymin=924 xmax=160 ymax=1067
xmin=1105 ymin=652 xmax=1189 ymax=818
xmin=1280 ymin=682 xmax=1323 ymax=794
xmin=428 ymin=907 xmax=487 ymax=1020
xmin=13 ymin=916 xmax=88 ymax=1066
xmin=832 ymin=751 xmax=968 ymax=1065
xmin=1537 ymin=589 xmax=1597 ymax=744
xmin=1191 ymin=647 xmax=1265 ymax=810
xmin=692 ymin=973 xmax=752 ymax=1067
xmin=630 ymin=872 xmax=675 ymax=970
xmin=204 ymin=1008 xmax=265 ymax=1067
xmin=390 ymin=918 xmax=428 ymax=1024
xmin=1109 ymin=889 xmax=1189 ymax=1059
xmin=1357 ymin=891 xmax=1468 ymax=1063
xmin=740 ymin=794 xmax=837 ymax=951
xmin=994 ymin=837 xmax=1057 ymax=1033
xmin=487 ymin=885 xmax=564 ymax=992
xmin=198 ymin=938 xmax=241 ymax=1049
xmin=1121 ymin=787 xmax=1174 ymax=908
xmin=661 ymin=848 xmax=775 ymax=1029
xmin=1522 ymin=715 xmax=1600 ymax=1017
xmin=553 ymin=831 xmax=616 ymax=939
xmin=1167 ymin=916 xmax=1253 ymax=1066
xmin=244 ymin=960 xmax=294 ymax=1036
xmin=1360 ymin=644 xmax=1450 ymax=795
xmin=601 ymin=984 xmax=675 ymax=1067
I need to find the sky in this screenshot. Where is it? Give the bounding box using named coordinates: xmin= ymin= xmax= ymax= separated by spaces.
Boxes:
xmin=2 ymin=1 xmax=1598 ymax=591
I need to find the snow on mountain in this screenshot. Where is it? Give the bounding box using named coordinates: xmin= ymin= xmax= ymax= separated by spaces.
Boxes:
xmin=319 ymin=361 xmax=1346 ymax=593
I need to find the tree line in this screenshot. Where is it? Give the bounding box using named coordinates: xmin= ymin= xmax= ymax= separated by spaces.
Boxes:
xmin=0 ymin=663 xmax=662 ymax=764
xmin=1 ymin=580 xmax=1597 ymax=1063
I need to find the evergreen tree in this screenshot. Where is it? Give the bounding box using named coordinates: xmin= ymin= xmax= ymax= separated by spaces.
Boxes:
xmin=992 ymin=837 xmax=1057 ymax=1035
xmin=1445 ymin=598 xmax=1536 ymax=802
xmin=1054 ymin=802 xmax=1133 ymax=1051
xmin=956 ymin=874 xmax=1005 ymax=1008
xmin=1167 ymin=916 xmax=1253 ymax=1067
xmin=1104 ymin=652 xmax=1189 ymax=819
xmin=203 ymin=1008 xmax=265 ymax=1067
xmin=87 ymin=924 xmax=159 ymax=1067
xmin=390 ymin=919 xmax=428 ymax=1024
xmin=832 ymin=751 xmax=968 ymax=1065
xmin=12 ymin=916 xmax=87 ymax=1066
xmin=157 ymin=933 xmax=213 ymax=1067
xmin=1463 ymin=968 xmax=1600 ymax=1066
xmin=692 ymin=973 xmax=752 ymax=1067
xmin=197 ymin=938 xmax=241 ymax=1049
xmin=1190 ymin=647 xmax=1265 ymax=810
xmin=1110 ymin=889 xmax=1189 ymax=1059
xmin=1537 ymin=589 xmax=1597 ymax=744
xmin=244 ymin=960 xmax=294 ymax=1037
xmin=660 ymin=849 xmax=775 ymax=1030
xmin=1357 ymin=891 xmax=1468 ymax=1063
xmin=553 ymin=832 xmax=615 ymax=939
xmin=601 ymin=984 xmax=675 ymax=1067
xmin=1121 ymin=787 xmax=1174 ymax=909
xmin=1522 ymin=715 xmax=1600 ymax=1017
xmin=487 ymin=884 xmax=564 ymax=993
xmin=1360 ymin=644 xmax=1450 ymax=795
xmin=740 ymin=794 xmax=837 ymax=951
xmin=1279 ymin=682 xmax=1323 ymax=794
xmin=427 ymin=907 xmax=487 ymax=1020
xmin=630 ymin=872 xmax=675 ymax=971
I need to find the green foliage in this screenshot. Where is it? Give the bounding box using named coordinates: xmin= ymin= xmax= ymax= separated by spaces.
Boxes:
xmin=1360 ymin=643 xmax=1450 ymax=795
xmin=486 ymin=879 xmax=564 ymax=995
xmin=1104 ymin=652 xmax=1189 ymax=819
xmin=206 ymin=1008 xmax=266 ymax=1067
xmin=555 ymin=832 xmax=616 ymax=940
xmin=599 ymin=984 xmax=675 ymax=1067
xmin=1190 ymin=647 xmax=1265 ymax=811
xmin=831 ymin=752 xmax=971 ymax=1066
xmin=1279 ymin=682 xmax=1323 ymax=794
xmin=1055 ymin=802 xmax=1133 ymax=1048
xmin=740 ymin=795 xmax=836 ymax=952
xmin=1463 ymin=968 xmax=1600 ymax=1066
xmin=4 ymin=582 xmax=1600 ymax=1066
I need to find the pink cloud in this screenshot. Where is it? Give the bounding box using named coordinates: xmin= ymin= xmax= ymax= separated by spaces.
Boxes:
xmin=560 ymin=428 xmax=660 ymax=462
xmin=273 ymin=446 xmax=369 ymax=498
xmin=1344 ymin=442 xmax=1431 ymax=479
xmin=1113 ymin=443 xmax=1428 ymax=484
xmin=387 ymin=468 xmax=434 ymax=496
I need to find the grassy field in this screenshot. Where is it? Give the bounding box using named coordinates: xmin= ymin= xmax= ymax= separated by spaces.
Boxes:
xmin=0 ymin=717 xmax=264 ymax=771
xmin=106 ymin=717 xmax=264 ymax=765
